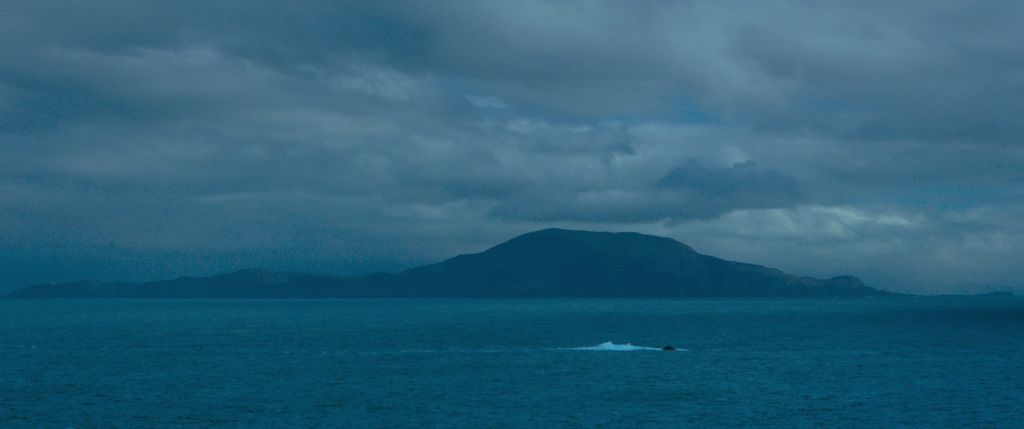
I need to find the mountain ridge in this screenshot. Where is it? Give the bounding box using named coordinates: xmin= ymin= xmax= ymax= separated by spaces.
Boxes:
xmin=6 ymin=228 xmax=890 ymax=298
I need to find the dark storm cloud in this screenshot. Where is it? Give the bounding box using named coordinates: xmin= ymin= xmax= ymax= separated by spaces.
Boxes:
xmin=656 ymin=160 xmax=801 ymax=209
xmin=2 ymin=0 xmax=1024 ymax=293
xmin=487 ymin=159 xmax=803 ymax=223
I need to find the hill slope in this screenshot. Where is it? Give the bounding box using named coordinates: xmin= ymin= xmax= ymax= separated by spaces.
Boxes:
xmin=379 ymin=229 xmax=883 ymax=297
xmin=7 ymin=229 xmax=888 ymax=298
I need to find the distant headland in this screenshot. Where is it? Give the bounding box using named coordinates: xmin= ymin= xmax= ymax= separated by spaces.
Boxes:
xmin=6 ymin=228 xmax=890 ymax=298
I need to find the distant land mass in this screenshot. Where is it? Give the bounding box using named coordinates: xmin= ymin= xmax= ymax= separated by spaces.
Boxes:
xmin=7 ymin=228 xmax=889 ymax=298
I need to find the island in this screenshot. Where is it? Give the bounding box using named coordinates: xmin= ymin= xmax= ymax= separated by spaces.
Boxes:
xmin=6 ymin=228 xmax=889 ymax=298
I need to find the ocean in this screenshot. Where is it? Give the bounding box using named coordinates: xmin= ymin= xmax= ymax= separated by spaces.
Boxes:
xmin=2 ymin=297 xmax=1023 ymax=428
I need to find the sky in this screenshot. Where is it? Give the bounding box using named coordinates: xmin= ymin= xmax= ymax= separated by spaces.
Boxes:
xmin=2 ymin=1 xmax=1023 ymax=294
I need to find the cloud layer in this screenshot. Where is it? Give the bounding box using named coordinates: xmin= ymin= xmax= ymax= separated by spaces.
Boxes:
xmin=2 ymin=1 xmax=1023 ymax=293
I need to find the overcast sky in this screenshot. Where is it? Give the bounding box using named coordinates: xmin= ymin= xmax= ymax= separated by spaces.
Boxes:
xmin=2 ymin=1 xmax=1023 ymax=294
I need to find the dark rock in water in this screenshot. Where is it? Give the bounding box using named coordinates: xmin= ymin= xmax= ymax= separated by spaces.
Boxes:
xmin=6 ymin=228 xmax=891 ymax=299
xmin=662 ymin=345 xmax=676 ymax=351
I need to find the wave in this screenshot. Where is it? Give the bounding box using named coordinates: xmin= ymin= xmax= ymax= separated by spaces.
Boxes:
xmin=566 ymin=341 xmax=667 ymax=351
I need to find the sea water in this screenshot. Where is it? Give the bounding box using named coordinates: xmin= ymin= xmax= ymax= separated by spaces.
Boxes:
xmin=2 ymin=297 xmax=1023 ymax=428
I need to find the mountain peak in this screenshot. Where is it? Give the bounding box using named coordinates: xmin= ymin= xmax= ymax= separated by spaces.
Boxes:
xmin=386 ymin=228 xmax=877 ymax=297
xmin=490 ymin=228 xmax=697 ymax=256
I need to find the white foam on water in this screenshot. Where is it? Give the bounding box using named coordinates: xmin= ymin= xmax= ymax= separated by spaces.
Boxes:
xmin=565 ymin=341 xmax=666 ymax=351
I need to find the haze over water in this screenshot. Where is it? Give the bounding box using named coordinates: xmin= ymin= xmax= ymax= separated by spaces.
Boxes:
xmin=4 ymin=297 xmax=1022 ymax=427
